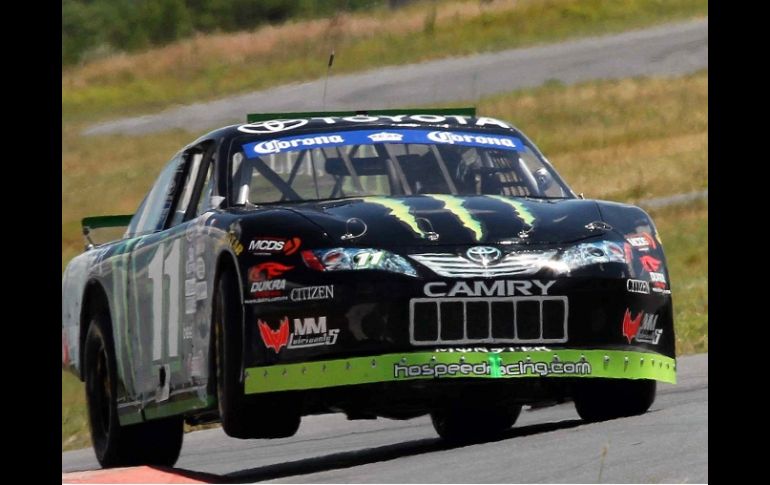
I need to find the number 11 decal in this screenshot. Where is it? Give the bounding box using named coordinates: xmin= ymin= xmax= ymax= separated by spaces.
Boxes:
xmin=149 ymin=239 xmax=181 ymax=361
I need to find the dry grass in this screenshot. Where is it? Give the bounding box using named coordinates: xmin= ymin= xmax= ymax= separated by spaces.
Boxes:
xmin=646 ymin=199 xmax=708 ymax=355
xmin=62 ymin=0 xmax=708 ymax=120
xmin=480 ymin=73 xmax=708 ymax=200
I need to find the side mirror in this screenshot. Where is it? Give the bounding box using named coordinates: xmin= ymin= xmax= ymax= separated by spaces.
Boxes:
xmin=534 ymin=167 xmax=554 ymax=192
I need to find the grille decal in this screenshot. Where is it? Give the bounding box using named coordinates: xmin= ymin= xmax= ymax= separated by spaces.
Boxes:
xmin=410 ymin=296 xmax=568 ymax=345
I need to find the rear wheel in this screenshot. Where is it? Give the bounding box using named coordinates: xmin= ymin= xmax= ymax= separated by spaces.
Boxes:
xmin=84 ymin=311 xmax=183 ymax=468
xmin=573 ymin=379 xmax=656 ymax=423
xmin=213 ymin=267 xmax=300 ymax=439
xmin=431 ymin=404 xmax=521 ymax=442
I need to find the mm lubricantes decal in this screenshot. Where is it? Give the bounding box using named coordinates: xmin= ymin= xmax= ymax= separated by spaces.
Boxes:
xmin=363 ymin=197 xmax=431 ymax=239
xmin=622 ymin=309 xmax=662 ymax=345
xmin=258 ymin=318 xmax=290 ymax=353
xmin=486 ymin=195 xmax=536 ymax=228
xmin=429 ymin=195 xmax=484 ymax=241
xmin=393 ymin=358 xmax=591 ymax=378
xmin=258 ymin=316 xmax=339 ymax=352
xmin=289 ymin=316 xmax=339 ymax=348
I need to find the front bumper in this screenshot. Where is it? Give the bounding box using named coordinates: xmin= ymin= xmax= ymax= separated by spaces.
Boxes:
xmin=244 ymin=348 xmax=676 ymax=395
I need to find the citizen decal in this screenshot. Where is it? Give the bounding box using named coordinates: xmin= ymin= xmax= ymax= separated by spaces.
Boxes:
xmin=248 ymin=237 xmax=302 ymax=256
xmin=424 ymin=279 xmax=555 ymax=297
xmin=394 ymin=360 xmax=591 ymax=379
xmin=290 ymin=285 xmax=334 ymax=302
xmin=626 ymin=279 xmax=650 ymax=294
xmin=622 ymin=309 xmax=662 ymax=345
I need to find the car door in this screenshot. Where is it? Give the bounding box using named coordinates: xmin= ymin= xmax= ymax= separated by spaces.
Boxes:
xmin=125 ymin=142 xmax=217 ymax=413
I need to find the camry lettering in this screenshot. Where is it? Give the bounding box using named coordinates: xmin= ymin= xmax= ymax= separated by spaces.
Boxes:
xmin=424 ymin=280 xmax=555 ymax=297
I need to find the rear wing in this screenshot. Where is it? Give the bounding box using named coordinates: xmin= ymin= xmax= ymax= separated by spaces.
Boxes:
xmin=81 ymin=214 xmax=133 ymax=249
xmin=246 ymin=107 xmax=476 ymax=123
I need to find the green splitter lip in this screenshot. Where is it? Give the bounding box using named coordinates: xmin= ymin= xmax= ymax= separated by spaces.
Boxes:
xmin=244 ymin=349 xmax=676 ymax=395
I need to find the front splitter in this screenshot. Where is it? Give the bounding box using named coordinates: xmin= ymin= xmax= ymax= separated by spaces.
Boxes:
xmin=244 ymin=349 xmax=676 ymax=394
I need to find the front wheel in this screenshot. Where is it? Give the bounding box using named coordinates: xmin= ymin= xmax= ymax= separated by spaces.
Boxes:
xmin=431 ymin=404 xmax=521 ymax=442
xmin=213 ymin=267 xmax=301 ymax=439
xmin=84 ymin=312 xmax=183 ymax=468
xmin=572 ymin=379 xmax=656 ymax=423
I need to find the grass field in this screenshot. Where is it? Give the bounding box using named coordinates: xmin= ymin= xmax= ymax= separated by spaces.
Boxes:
xmin=62 ymin=71 xmax=707 ymax=451
xmin=62 ymin=0 xmax=707 ymax=121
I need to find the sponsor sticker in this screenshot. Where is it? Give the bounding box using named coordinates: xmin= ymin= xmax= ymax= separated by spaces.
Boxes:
xmin=258 ymin=316 xmax=340 ymax=353
xmin=622 ymin=309 xmax=662 ymax=345
xmin=241 ymin=129 xmax=525 ymax=158
xmin=248 ymin=237 xmax=302 ymax=256
xmin=435 ymin=347 xmax=551 ymax=353
xmin=639 ymin=255 xmax=662 ymax=272
xmin=626 ymin=232 xmax=657 ymax=251
xmin=393 ymin=359 xmax=591 ymax=378
xmin=626 ymin=279 xmax=650 ymax=294
xmin=247 ymin=262 xmax=294 ymax=302
xmin=290 ymin=285 xmax=334 ymax=302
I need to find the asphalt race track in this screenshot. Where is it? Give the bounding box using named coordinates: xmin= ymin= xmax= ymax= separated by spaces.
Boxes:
xmin=62 ymin=353 xmax=707 ymax=483
xmin=83 ymin=18 xmax=707 ymax=136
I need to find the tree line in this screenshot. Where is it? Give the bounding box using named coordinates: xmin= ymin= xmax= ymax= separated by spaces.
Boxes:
xmin=62 ymin=0 xmax=411 ymax=65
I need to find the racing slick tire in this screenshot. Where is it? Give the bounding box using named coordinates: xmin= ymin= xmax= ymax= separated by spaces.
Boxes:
xmin=573 ymin=378 xmax=656 ymax=423
xmin=84 ymin=310 xmax=183 ymax=468
xmin=213 ymin=267 xmax=301 ymax=439
xmin=430 ymin=404 xmax=522 ymax=442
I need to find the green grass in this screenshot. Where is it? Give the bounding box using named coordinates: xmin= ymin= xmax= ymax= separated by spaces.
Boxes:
xmin=62 ymin=0 xmax=707 ymax=121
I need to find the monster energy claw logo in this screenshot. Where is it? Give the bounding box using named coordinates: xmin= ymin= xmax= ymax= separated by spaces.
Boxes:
xmin=429 ymin=195 xmax=484 ymax=241
xmin=363 ymin=195 xmax=536 ymax=240
xmin=363 ymin=197 xmax=430 ymax=239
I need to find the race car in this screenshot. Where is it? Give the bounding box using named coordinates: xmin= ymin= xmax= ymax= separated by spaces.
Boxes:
xmin=61 ymin=108 xmax=676 ymax=468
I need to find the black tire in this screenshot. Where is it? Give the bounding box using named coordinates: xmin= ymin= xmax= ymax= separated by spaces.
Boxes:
xmin=84 ymin=311 xmax=183 ymax=468
xmin=573 ymin=379 xmax=656 ymax=423
xmin=431 ymin=404 xmax=521 ymax=442
xmin=213 ymin=267 xmax=301 ymax=439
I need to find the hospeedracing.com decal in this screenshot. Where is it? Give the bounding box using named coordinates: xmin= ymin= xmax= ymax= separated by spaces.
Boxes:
xmin=393 ymin=358 xmax=591 ymax=378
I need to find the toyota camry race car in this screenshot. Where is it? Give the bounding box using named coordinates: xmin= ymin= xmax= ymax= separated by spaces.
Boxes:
xmin=62 ymin=108 xmax=676 ymax=468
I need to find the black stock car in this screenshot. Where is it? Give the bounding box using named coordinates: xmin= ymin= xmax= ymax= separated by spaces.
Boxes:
xmin=62 ymin=108 xmax=676 ymax=468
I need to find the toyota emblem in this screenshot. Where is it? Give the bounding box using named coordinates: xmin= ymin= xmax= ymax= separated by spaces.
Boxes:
xmin=237 ymin=119 xmax=309 ymax=134
xmin=466 ymin=246 xmax=502 ymax=266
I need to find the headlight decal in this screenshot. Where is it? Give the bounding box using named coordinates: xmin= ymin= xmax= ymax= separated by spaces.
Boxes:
xmin=302 ymin=248 xmax=418 ymax=277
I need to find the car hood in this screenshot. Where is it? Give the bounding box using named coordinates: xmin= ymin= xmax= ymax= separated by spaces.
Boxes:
xmin=281 ymin=195 xmax=605 ymax=247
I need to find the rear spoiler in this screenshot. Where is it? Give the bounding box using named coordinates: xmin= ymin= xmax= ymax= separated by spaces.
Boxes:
xmin=81 ymin=214 xmax=133 ymax=249
xmin=246 ymin=107 xmax=476 ymax=123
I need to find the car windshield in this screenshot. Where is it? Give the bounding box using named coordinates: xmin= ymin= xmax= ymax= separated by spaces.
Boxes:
xmin=229 ymin=128 xmax=574 ymax=204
